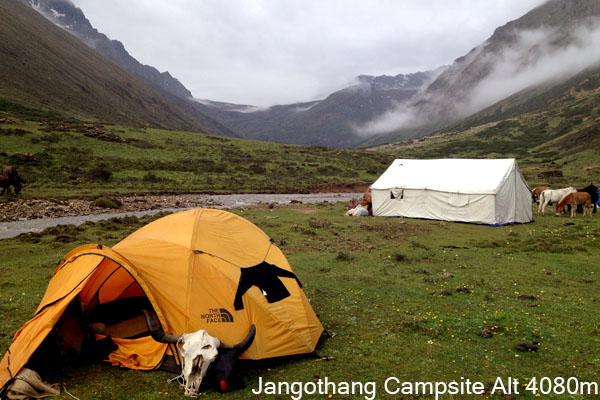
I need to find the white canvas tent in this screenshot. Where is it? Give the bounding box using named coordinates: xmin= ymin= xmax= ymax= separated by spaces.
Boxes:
xmin=371 ymin=159 xmax=532 ymax=225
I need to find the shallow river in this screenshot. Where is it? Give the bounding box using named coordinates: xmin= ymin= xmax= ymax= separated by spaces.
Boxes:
xmin=0 ymin=193 xmax=360 ymax=239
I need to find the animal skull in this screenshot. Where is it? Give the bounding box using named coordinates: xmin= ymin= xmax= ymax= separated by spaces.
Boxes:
xmin=142 ymin=311 xmax=256 ymax=395
xmin=179 ymin=330 xmax=220 ymax=396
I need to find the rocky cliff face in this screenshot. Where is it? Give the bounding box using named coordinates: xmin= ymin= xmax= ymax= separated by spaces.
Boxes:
xmin=357 ymin=69 xmax=444 ymax=91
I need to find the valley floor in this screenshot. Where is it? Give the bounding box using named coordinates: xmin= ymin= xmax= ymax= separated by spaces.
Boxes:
xmin=1 ymin=202 xmax=599 ymax=399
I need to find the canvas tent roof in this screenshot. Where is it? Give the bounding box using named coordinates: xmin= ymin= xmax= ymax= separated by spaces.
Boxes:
xmin=372 ymin=158 xmax=518 ymax=194
xmin=1 ymin=208 xmax=324 ymax=390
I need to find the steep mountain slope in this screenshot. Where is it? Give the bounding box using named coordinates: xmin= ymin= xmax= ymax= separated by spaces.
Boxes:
xmin=195 ymin=70 xmax=441 ymax=147
xmin=371 ymin=62 xmax=600 ymax=187
xmin=448 ymin=61 xmax=600 ymax=132
xmin=25 ymin=0 xmax=238 ymax=137
xmin=359 ymin=0 xmax=600 ymax=146
xmin=27 ymin=0 xmax=192 ymax=99
xmin=0 ymin=0 xmax=205 ymax=131
xmin=423 ymin=0 xmax=600 ymax=118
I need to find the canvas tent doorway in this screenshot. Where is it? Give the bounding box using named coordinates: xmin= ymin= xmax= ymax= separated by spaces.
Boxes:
xmin=0 ymin=208 xmax=324 ymax=390
xmin=371 ymin=158 xmax=532 ymax=225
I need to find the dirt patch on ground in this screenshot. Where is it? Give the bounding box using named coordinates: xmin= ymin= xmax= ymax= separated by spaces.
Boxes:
xmin=479 ymin=325 xmax=503 ymax=338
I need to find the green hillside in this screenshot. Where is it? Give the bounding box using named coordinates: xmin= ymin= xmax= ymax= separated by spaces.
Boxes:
xmin=0 ymin=118 xmax=392 ymax=199
xmin=0 ymin=0 xmax=204 ymax=131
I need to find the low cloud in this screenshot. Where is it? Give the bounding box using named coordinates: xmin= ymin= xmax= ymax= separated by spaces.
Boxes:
xmin=351 ymin=103 xmax=423 ymax=136
xmin=355 ymin=18 xmax=600 ymax=137
xmin=466 ymin=21 xmax=600 ymax=114
xmin=291 ymin=103 xmax=319 ymax=113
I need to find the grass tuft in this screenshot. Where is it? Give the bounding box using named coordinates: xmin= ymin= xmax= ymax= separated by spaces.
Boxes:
xmin=91 ymin=196 xmax=121 ymax=209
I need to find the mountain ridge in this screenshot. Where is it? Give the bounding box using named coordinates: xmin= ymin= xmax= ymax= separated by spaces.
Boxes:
xmin=24 ymin=0 xmax=237 ymax=137
xmin=0 ymin=0 xmax=207 ymax=131
xmin=24 ymin=0 xmax=447 ymax=147
xmin=26 ymin=0 xmax=192 ymax=99
xmin=358 ymin=0 xmax=600 ymax=147
xmin=193 ymin=69 xmax=442 ymax=147
xmin=369 ymin=59 xmax=600 ymax=188
xmin=16 ymin=0 xmax=600 ymax=153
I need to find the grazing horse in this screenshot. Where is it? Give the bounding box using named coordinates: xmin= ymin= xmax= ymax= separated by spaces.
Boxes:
xmin=538 ymin=187 xmax=577 ymax=215
xmin=0 ymin=165 xmax=22 ymax=195
xmin=531 ymin=186 xmax=551 ymax=203
xmin=556 ymin=192 xmax=592 ymax=217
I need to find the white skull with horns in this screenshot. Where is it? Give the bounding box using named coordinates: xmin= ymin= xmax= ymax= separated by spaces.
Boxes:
xmin=142 ymin=311 xmax=255 ymax=396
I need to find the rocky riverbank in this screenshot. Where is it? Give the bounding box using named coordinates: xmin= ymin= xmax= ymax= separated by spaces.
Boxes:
xmin=0 ymin=195 xmax=221 ymax=222
xmin=0 ymin=193 xmax=361 ymax=222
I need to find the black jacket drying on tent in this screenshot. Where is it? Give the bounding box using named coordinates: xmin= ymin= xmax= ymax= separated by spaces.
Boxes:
xmin=234 ymin=262 xmax=302 ymax=310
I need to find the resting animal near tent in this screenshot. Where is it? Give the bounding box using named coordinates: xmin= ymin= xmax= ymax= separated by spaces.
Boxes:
xmin=371 ymin=158 xmax=532 ymax=225
xmin=0 ymin=208 xmax=324 ymax=392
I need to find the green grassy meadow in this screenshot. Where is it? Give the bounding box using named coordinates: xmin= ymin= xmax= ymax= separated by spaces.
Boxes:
xmin=0 ymin=118 xmax=391 ymax=199
xmin=1 ymin=203 xmax=599 ymax=399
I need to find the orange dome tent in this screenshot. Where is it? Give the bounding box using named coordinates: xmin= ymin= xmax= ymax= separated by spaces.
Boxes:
xmin=0 ymin=208 xmax=324 ymax=390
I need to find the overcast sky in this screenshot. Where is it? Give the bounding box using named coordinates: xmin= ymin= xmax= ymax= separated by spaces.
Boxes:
xmin=70 ymin=0 xmax=547 ymax=107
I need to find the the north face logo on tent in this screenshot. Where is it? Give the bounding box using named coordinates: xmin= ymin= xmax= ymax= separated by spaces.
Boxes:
xmin=201 ymin=308 xmax=234 ymax=323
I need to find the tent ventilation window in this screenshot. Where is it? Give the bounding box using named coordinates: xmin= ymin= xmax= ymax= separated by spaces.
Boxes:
xmin=391 ymin=189 xmax=404 ymax=199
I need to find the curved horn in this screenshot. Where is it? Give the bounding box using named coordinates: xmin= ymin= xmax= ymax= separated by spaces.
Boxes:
xmin=219 ymin=325 xmax=256 ymax=354
xmin=142 ymin=310 xmax=182 ymax=344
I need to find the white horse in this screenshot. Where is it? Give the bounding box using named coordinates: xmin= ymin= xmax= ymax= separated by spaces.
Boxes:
xmin=538 ymin=187 xmax=577 ymax=215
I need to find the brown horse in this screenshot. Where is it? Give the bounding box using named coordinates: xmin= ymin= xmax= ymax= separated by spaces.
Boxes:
xmin=531 ymin=186 xmax=551 ymax=203
xmin=556 ymin=192 xmax=592 ymax=217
